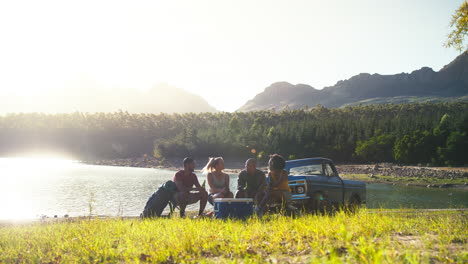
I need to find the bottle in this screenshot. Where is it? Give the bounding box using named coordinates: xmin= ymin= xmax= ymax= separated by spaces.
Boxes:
xmin=201 ymin=179 xmax=206 ymax=189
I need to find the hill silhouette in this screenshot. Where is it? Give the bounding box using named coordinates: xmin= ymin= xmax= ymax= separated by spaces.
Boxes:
xmin=0 ymin=83 xmax=217 ymax=114
xmin=238 ymin=51 xmax=468 ymax=111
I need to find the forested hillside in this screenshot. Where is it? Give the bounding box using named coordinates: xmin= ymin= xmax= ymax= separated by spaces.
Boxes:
xmin=0 ymin=102 xmax=467 ymax=166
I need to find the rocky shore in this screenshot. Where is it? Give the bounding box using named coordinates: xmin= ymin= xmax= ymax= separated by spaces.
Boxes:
xmin=83 ymin=157 xmax=245 ymax=173
xmin=337 ymin=164 xmax=468 ymax=188
xmin=87 ymin=157 xmax=172 ymax=169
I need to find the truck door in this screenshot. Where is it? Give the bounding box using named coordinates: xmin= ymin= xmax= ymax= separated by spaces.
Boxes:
xmin=324 ymin=162 xmax=344 ymax=204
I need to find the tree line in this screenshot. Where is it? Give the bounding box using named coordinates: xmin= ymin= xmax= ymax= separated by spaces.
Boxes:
xmin=0 ymin=102 xmax=467 ymax=166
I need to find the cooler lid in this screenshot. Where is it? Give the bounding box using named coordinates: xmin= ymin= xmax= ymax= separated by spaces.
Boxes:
xmin=214 ymin=198 xmax=253 ymax=202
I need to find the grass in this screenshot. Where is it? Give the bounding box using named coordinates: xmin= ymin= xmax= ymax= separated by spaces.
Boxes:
xmin=341 ymin=174 xmax=467 ymax=186
xmin=0 ymin=209 xmax=466 ymax=263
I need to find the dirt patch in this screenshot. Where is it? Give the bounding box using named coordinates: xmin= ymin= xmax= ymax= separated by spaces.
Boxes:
xmin=392 ymin=233 xmax=467 ymax=258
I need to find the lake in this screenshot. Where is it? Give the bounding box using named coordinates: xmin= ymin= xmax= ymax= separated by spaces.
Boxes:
xmin=0 ymin=158 xmax=466 ymax=220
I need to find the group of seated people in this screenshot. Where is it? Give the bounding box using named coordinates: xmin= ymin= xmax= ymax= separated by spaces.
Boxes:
xmin=173 ymin=154 xmax=290 ymax=217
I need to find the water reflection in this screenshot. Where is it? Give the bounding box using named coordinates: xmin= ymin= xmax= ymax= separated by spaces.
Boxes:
xmin=0 ymin=158 xmax=79 ymax=219
xmin=366 ymin=183 xmax=467 ymax=209
xmin=0 ymin=158 xmax=466 ymax=220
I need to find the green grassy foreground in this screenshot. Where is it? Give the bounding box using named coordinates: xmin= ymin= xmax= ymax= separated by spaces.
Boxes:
xmin=0 ymin=209 xmax=466 ymax=263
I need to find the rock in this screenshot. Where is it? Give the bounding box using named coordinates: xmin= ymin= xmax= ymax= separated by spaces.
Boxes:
xmin=439 ymin=184 xmax=452 ymax=188
xmin=382 ymin=163 xmax=394 ymax=169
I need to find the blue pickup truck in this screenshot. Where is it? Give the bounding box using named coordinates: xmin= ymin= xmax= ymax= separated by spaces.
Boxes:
xmin=286 ymin=158 xmax=366 ymax=212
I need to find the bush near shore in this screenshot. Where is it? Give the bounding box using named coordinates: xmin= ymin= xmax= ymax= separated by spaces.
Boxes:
xmin=0 ymin=209 xmax=466 ymax=263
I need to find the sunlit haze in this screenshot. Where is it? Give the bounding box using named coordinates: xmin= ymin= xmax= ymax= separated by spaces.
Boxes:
xmin=0 ymin=157 xmax=76 ymax=220
xmin=0 ymin=0 xmax=464 ymax=112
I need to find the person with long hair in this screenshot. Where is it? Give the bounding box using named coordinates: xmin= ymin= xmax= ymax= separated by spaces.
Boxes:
xmin=256 ymin=154 xmax=291 ymax=215
xmin=203 ymin=157 xmax=233 ymax=205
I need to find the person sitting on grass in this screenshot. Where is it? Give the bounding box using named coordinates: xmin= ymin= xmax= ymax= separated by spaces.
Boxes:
xmin=173 ymin=157 xmax=208 ymax=217
xmin=256 ymin=154 xmax=291 ymax=215
xmin=235 ymin=158 xmax=266 ymax=204
xmin=204 ymin=157 xmax=233 ymax=205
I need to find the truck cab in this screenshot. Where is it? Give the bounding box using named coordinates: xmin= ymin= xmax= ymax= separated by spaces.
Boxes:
xmin=286 ymin=158 xmax=366 ymax=212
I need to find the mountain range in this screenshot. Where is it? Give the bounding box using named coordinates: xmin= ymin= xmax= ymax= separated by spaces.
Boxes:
xmin=237 ymin=51 xmax=468 ymax=111
xmin=2 ymin=52 xmax=467 ymax=114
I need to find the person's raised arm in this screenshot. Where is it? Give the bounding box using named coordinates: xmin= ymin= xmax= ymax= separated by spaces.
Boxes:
xmin=193 ymin=174 xmax=206 ymax=193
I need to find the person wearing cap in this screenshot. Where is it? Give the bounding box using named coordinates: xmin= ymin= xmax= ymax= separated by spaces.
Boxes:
xmin=173 ymin=157 xmax=208 ymax=217
xmin=235 ymin=158 xmax=266 ymax=204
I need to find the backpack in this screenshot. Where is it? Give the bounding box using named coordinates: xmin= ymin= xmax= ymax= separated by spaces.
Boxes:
xmin=141 ymin=181 xmax=177 ymax=218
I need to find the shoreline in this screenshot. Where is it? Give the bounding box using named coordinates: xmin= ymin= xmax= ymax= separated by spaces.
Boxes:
xmin=82 ymin=158 xmax=468 ymax=188
xmin=340 ymin=175 xmax=468 ymax=189
xmin=2 ymin=208 xmax=467 ymax=226
xmin=83 ymin=157 xmax=245 ymax=174
xmin=337 ymin=164 xmax=468 ymax=189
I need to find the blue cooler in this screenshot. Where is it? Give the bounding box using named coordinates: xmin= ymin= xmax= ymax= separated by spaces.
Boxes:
xmin=214 ymin=198 xmax=254 ymax=219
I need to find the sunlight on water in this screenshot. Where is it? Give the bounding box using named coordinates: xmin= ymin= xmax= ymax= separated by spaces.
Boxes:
xmin=0 ymin=157 xmax=466 ymax=220
xmin=0 ymin=157 xmax=77 ymax=220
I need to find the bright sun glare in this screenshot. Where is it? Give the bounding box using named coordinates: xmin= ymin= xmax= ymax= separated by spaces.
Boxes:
xmin=0 ymin=1 xmax=461 ymax=112
xmin=0 ymin=155 xmax=76 ymax=220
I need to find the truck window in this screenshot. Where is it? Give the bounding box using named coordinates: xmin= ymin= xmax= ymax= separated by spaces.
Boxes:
xmin=289 ymin=164 xmax=323 ymax=176
xmin=324 ymin=163 xmax=336 ymax=177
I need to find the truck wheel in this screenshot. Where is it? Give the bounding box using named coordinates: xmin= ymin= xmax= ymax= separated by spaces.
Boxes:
xmin=279 ymin=204 xmax=301 ymax=218
xmin=310 ymin=193 xmax=331 ymax=215
xmin=346 ymin=196 xmax=361 ymax=214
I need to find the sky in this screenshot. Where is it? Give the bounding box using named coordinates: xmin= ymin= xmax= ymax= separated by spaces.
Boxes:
xmin=0 ymin=0 xmax=464 ymax=112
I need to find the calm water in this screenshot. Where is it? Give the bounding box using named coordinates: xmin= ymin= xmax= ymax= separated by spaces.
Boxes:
xmin=0 ymin=158 xmax=466 ymax=220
